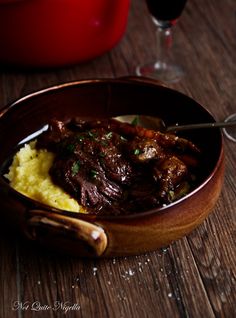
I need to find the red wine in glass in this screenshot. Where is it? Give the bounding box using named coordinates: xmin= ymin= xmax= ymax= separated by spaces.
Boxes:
xmin=136 ymin=0 xmax=187 ymax=82
xmin=146 ymin=0 xmax=187 ymax=23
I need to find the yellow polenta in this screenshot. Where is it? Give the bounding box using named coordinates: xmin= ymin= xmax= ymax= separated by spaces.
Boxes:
xmin=5 ymin=141 xmax=87 ymax=213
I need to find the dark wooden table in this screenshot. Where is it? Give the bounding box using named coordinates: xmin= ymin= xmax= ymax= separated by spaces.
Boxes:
xmin=0 ymin=0 xmax=235 ymax=317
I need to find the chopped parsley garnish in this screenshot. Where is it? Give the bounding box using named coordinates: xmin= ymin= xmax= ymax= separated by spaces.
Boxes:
xmin=99 ymin=152 xmax=106 ymax=158
xmin=105 ymin=132 xmax=113 ymax=139
xmin=134 ymin=148 xmax=141 ymax=155
xmin=131 ymin=116 xmax=140 ymax=126
xmin=71 ymin=161 xmax=80 ymax=176
xmin=101 ymin=141 xmax=108 ymax=146
xmin=76 ymin=135 xmax=85 ymax=142
xmin=168 ymin=190 xmax=175 ymax=201
xmin=88 ymin=131 xmax=97 ymax=138
xmin=66 ymin=144 xmax=75 ymax=153
xmin=90 ymin=169 xmax=98 ymax=179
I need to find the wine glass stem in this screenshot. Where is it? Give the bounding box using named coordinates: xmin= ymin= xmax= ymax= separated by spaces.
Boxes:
xmin=156 ymin=26 xmax=173 ymax=65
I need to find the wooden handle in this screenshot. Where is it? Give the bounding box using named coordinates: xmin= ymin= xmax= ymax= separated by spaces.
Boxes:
xmin=25 ymin=210 xmax=107 ymax=257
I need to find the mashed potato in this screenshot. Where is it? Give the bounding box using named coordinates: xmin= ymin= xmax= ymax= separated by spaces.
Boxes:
xmin=5 ymin=141 xmax=87 ymax=213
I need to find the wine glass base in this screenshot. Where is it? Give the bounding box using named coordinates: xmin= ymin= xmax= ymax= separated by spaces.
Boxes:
xmin=136 ymin=61 xmax=184 ymax=83
xmin=223 ymin=113 xmax=236 ymax=142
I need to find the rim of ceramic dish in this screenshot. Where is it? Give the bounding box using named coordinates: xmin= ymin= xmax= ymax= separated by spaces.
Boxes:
xmin=0 ymin=78 xmax=224 ymax=220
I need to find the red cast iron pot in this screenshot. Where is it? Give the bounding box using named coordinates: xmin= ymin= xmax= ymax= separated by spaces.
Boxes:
xmin=0 ymin=0 xmax=130 ymax=68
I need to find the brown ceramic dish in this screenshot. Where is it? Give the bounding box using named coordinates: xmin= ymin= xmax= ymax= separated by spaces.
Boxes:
xmin=0 ymin=77 xmax=225 ymax=257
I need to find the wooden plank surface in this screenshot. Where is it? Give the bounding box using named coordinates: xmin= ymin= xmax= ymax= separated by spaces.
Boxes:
xmin=0 ymin=0 xmax=235 ymax=317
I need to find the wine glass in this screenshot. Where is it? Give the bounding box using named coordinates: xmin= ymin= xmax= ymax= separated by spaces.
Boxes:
xmin=223 ymin=113 xmax=236 ymax=142
xmin=136 ymin=0 xmax=187 ymax=83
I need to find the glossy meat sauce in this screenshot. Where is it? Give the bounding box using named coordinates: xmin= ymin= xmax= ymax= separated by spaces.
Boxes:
xmin=36 ymin=118 xmax=201 ymax=215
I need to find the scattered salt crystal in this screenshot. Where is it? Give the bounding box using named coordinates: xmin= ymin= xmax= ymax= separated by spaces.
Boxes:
xmin=161 ymin=247 xmax=169 ymax=254
xmin=37 ymin=281 xmax=41 ymax=285
xmin=120 ymin=268 xmax=136 ymax=281
xmin=168 ymin=293 xmax=172 ymax=298
xmin=128 ymin=269 xmax=135 ymax=276
xmin=117 ymin=292 xmax=127 ymax=301
xmin=93 ymin=267 xmax=98 ymax=275
xmin=91 ymin=230 xmax=100 ymax=240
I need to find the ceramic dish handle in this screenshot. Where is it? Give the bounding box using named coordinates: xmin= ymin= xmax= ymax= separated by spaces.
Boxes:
xmin=25 ymin=209 xmax=107 ymax=257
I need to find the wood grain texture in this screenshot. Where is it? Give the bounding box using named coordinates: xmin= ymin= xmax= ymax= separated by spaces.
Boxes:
xmin=0 ymin=0 xmax=236 ymax=317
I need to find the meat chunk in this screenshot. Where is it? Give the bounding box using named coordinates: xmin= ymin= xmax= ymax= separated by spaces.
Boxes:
xmin=127 ymin=137 xmax=166 ymax=163
xmin=36 ymin=119 xmax=72 ymax=151
xmin=48 ymin=127 xmax=133 ymax=211
xmin=153 ymin=155 xmax=188 ymax=200
xmin=51 ymin=156 xmax=122 ymax=210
